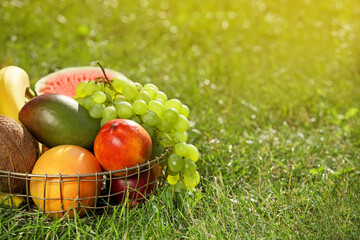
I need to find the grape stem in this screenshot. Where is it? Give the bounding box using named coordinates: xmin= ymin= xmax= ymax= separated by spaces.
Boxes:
xmin=96 ymin=61 xmax=115 ymax=90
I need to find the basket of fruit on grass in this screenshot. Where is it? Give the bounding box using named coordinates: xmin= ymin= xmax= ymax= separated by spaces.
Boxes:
xmin=0 ymin=63 xmax=200 ymax=218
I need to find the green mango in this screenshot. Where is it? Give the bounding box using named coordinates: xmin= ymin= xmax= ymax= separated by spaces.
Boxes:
xmin=19 ymin=93 xmax=101 ymax=149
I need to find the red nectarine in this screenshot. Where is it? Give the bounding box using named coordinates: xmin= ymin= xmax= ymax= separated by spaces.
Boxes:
xmin=93 ymin=119 xmax=152 ymax=174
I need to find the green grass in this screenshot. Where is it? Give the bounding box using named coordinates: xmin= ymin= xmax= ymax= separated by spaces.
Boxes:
xmin=1 ymin=0 xmax=360 ymax=238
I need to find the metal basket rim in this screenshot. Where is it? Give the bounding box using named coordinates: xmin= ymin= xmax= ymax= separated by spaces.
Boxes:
xmin=0 ymin=147 xmax=172 ymax=179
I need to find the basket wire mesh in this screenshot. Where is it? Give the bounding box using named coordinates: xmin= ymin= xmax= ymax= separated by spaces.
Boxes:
xmin=0 ymin=147 xmax=171 ymax=216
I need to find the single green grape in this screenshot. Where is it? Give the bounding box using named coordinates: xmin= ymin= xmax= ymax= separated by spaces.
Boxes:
xmin=143 ymin=87 xmax=157 ymax=99
xmin=162 ymin=108 xmax=179 ymax=123
xmin=112 ymin=77 xmax=127 ymax=92
xmin=82 ymin=95 xmax=97 ymax=110
xmin=113 ymin=96 xmax=125 ymax=105
xmin=157 ymin=118 xmax=173 ymax=132
xmin=83 ymin=81 xmax=96 ymax=95
xmin=122 ymin=80 xmax=138 ymax=100
xmin=141 ymin=110 xmax=158 ymax=126
xmin=179 ymin=104 xmax=190 ymax=117
xmin=183 ymin=158 xmax=196 ymax=175
xmin=104 ymin=86 xmax=115 ymax=101
xmin=135 ymin=82 xmax=143 ymax=89
xmin=175 ymin=142 xmax=189 ymax=157
xmin=174 ymin=131 xmax=188 ymax=142
xmin=84 ymin=81 xmax=101 ymax=96
xmin=195 ymin=171 xmax=200 ymax=185
xmin=102 ymin=106 xmax=117 ymax=122
xmin=135 ymin=90 xmax=151 ymax=103
xmin=167 ymin=174 xmax=179 ymax=185
xmin=75 ymin=81 xmax=88 ymax=97
xmin=168 ymin=154 xmax=184 ymax=173
xmin=174 ymin=114 xmax=189 ymax=131
xmin=144 ymin=83 xmax=159 ymax=91
xmin=93 ymin=91 xmax=106 ymax=103
xmin=129 ymin=115 xmax=142 ymax=124
xmin=89 ymin=104 xmax=105 ymax=119
xmin=115 ymin=101 xmax=133 ymax=118
xmin=155 ymin=91 xmax=167 ymax=102
xmin=148 ymin=100 xmax=164 ymax=116
xmin=184 ymin=144 xmax=200 ymax=162
xmin=174 ymin=181 xmax=186 ymax=192
xmin=183 ymin=172 xmax=197 ymax=188
xmin=133 ymin=100 xmax=147 ymax=115
xmin=164 ymin=99 xmax=182 ymax=111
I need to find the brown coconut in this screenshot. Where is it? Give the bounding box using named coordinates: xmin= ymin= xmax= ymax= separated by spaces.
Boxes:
xmin=0 ymin=115 xmax=39 ymax=193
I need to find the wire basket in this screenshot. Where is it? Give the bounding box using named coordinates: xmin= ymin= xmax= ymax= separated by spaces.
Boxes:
xmin=0 ymin=147 xmax=172 ymax=217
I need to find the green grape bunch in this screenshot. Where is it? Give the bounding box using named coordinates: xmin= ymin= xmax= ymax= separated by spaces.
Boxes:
xmin=73 ymin=63 xmax=200 ymax=192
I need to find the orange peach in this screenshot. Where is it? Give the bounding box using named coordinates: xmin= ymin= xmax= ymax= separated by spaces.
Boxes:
xmin=30 ymin=145 xmax=102 ymax=218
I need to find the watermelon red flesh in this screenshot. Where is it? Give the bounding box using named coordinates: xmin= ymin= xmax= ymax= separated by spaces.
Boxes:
xmin=34 ymin=67 xmax=126 ymax=98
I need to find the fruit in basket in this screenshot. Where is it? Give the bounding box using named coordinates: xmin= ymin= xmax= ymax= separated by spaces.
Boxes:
xmin=18 ymin=93 xmax=101 ymax=149
xmin=111 ymin=169 xmax=156 ymax=206
xmin=71 ymin=63 xmax=202 ymax=191
xmin=0 ymin=115 xmax=39 ymax=194
xmin=30 ymin=145 xmax=102 ymax=218
xmin=0 ymin=194 xmax=25 ymax=208
xmin=35 ymin=66 xmax=125 ymax=98
xmin=94 ymin=119 xmax=152 ymax=174
xmin=0 ymin=66 xmax=30 ymax=122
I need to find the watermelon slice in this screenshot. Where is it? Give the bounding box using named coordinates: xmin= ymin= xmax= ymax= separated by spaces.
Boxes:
xmin=34 ymin=67 xmax=126 ymax=98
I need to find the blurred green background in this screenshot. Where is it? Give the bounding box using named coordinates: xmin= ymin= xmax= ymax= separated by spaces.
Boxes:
xmin=1 ymin=0 xmax=360 ymax=128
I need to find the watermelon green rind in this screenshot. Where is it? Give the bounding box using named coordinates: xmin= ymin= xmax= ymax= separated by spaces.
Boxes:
xmin=34 ymin=66 xmax=127 ymax=97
